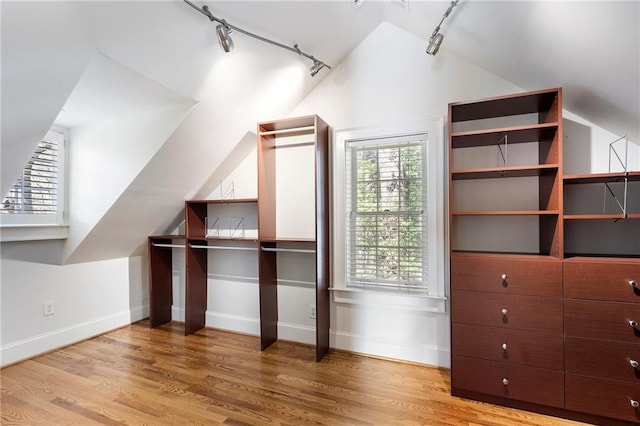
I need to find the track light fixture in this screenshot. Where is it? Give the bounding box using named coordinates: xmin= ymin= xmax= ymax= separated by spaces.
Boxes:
xmin=215 ymin=22 xmax=234 ymax=53
xmin=426 ymin=0 xmax=459 ymax=56
xmin=184 ymin=0 xmax=331 ymax=77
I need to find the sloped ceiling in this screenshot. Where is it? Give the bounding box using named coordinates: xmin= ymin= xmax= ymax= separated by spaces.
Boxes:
xmin=1 ymin=0 xmax=638 ymax=264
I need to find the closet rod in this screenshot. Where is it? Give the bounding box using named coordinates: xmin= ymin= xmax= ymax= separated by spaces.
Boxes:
xmin=261 ymin=247 xmax=316 ymax=254
xmin=190 ymin=244 xmax=258 ymax=251
xmin=259 ymin=126 xmax=315 ymax=136
xmin=152 ymin=243 xmax=186 ymax=249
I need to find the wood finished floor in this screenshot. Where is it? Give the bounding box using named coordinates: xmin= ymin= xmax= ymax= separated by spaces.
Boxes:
xmin=1 ymin=321 xmax=589 ymax=425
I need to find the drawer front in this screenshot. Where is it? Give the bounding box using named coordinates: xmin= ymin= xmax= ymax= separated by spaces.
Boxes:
xmin=565 ymin=299 xmax=640 ymax=343
xmin=564 ymin=259 xmax=640 ymax=302
xmin=565 ymin=336 xmax=640 ymax=383
xmin=566 ymin=373 xmax=640 ymax=423
xmin=452 ymin=323 xmax=563 ymax=370
xmin=451 ymin=253 xmax=562 ymax=296
xmin=452 ymin=290 xmax=563 ymax=332
xmin=451 ymin=356 xmax=564 ymax=408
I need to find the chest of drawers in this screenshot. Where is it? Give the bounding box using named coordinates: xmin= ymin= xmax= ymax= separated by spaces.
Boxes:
xmin=563 ymin=258 xmax=640 ymax=422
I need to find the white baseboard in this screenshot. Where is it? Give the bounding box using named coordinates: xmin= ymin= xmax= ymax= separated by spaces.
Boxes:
xmin=206 ymin=312 xmax=260 ymax=336
xmin=1 ymin=304 xmax=149 ymax=367
xmin=331 ymin=330 xmax=450 ymax=368
xmin=277 ymin=322 xmax=316 ymax=345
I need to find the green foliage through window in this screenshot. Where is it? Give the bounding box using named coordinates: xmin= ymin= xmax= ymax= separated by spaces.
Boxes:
xmin=346 ymin=137 xmax=427 ymax=291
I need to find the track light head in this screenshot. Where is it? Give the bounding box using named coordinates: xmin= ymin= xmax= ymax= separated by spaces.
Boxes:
xmin=216 ymin=23 xmax=234 ymax=52
xmin=310 ymin=60 xmax=326 ymax=77
xmin=426 ymin=33 xmax=444 ymax=56
xmin=426 ymin=0 xmax=459 ymax=56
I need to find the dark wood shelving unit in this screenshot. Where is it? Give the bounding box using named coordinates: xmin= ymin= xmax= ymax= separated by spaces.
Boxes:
xmin=257 ymin=114 xmax=330 ymax=362
xmin=149 ymin=199 xmax=258 ymax=335
xmin=450 ymin=87 xmax=640 ymax=424
xmin=449 ymin=88 xmax=568 ymax=418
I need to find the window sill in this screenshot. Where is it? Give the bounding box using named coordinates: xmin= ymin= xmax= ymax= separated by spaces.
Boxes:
xmin=0 ymin=224 xmax=69 ymax=242
xmin=330 ymin=287 xmax=447 ymax=313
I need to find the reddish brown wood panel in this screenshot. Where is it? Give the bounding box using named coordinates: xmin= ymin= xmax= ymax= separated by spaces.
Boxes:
xmin=565 ymin=336 xmax=640 ymax=382
xmin=148 ymin=237 xmax=174 ymax=328
xmin=257 ymin=129 xmax=276 ymax=240
xmin=564 ymin=299 xmax=640 ymax=343
xmin=259 ymin=243 xmax=278 ymax=351
xmin=185 ymin=202 xmax=207 ymax=239
xmin=450 ymin=253 xmax=562 ymax=296
xmin=315 ymin=115 xmax=330 ymax=362
xmin=452 ymin=290 xmax=563 ymax=332
xmin=564 ymin=258 xmax=640 ymax=302
xmin=566 ymin=373 xmax=640 ymax=423
xmin=185 ymin=241 xmax=207 ymax=335
xmin=451 ymin=355 xmax=564 ymax=408
xmin=451 ymin=323 xmax=563 ymax=370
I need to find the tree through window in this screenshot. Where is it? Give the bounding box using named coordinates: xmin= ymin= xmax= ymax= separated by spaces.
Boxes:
xmin=345 ymin=135 xmax=428 ymax=291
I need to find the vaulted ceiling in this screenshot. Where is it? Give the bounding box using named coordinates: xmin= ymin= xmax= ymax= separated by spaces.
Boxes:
xmin=2 ymin=0 xmax=638 ymax=263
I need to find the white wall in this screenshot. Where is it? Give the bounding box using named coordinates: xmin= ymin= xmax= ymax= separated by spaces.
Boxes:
xmin=0 ymin=253 xmax=147 ymax=366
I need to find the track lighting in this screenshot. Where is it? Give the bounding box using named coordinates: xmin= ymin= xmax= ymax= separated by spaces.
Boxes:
xmin=309 ymin=60 xmax=326 ymax=77
xmin=426 ymin=0 xmax=459 ymax=56
xmin=216 ymin=22 xmax=233 ymax=53
xmin=184 ymin=0 xmax=331 ymax=77
xmin=426 ymin=33 xmax=444 ymax=56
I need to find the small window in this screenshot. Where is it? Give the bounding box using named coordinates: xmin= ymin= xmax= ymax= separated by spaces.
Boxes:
xmin=1 ymin=130 xmax=66 ymax=225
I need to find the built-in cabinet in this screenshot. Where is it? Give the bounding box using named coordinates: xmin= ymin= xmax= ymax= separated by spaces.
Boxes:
xmin=148 ymin=114 xmax=330 ymax=361
xmin=449 ymin=88 xmax=640 ymax=424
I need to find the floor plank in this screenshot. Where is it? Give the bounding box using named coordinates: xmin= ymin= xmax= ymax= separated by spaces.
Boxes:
xmin=1 ymin=321 xmax=589 ymax=425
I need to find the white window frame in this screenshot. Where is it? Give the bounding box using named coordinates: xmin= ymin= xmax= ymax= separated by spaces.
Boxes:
xmin=332 ymin=118 xmax=446 ymax=312
xmin=0 ymin=129 xmax=68 ymax=242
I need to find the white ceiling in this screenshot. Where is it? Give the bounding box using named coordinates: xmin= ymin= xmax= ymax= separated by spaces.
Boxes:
xmin=205 ymin=0 xmax=639 ymax=141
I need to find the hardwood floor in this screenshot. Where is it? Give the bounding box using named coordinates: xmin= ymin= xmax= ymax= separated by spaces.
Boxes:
xmin=2 ymin=321 xmax=588 ymax=425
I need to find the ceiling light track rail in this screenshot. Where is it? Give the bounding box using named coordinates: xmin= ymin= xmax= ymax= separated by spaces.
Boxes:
xmin=184 ymin=0 xmax=331 ymax=76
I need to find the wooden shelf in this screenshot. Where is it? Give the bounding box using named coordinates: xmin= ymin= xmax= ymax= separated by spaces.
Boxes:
xmin=451 ymin=123 xmax=559 ymax=149
xmin=452 ymin=210 xmax=560 ymax=216
xmin=563 ymin=214 xmax=625 ymax=220
xmin=205 ymin=237 xmax=258 ymax=242
xmin=450 ymin=88 xmax=560 ymax=122
xmin=452 ymin=164 xmax=559 ymax=180
xmin=563 ymin=172 xmax=627 ymax=184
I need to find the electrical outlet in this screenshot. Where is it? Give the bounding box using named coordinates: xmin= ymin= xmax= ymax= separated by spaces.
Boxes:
xmin=309 ymin=304 xmax=316 ymax=319
xmin=43 ymin=300 xmax=55 ymax=316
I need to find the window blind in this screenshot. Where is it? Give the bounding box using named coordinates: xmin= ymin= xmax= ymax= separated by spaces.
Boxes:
xmin=2 ymin=134 xmax=61 ymax=215
xmin=345 ymin=134 xmax=428 ymax=292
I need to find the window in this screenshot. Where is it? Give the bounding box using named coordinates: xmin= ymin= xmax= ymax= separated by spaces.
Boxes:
xmin=333 ymin=119 xmax=446 ymax=309
xmin=345 ymin=136 xmax=427 ymax=291
xmin=1 ymin=130 xmax=66 ymax=225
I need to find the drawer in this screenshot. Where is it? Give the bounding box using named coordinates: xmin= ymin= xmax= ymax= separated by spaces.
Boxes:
xmin=566 ymin=373 xmax=640 ymax=423
xmin=451 ymin=253 xmax=561 ymax=296
xmin=565 ymin=299 xmax=640 ymax=343
xmin=452 ymin=323 xmax=563 ymax=370
xmin=452 ymin=290 xmax=563 ymax=332
xmin=451 ymin=355 xmax=564 ymax=408
xmin=566 ymin=336 xmax=640 ymax=383
xmin=564 ymin=258 xmax=640 ymax=302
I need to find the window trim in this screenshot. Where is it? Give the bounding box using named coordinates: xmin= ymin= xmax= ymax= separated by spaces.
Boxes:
xmin=0 ymin=129 xmax=68 ymax=242
xmin=331 ymin=118 xmax=447 ymax=312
